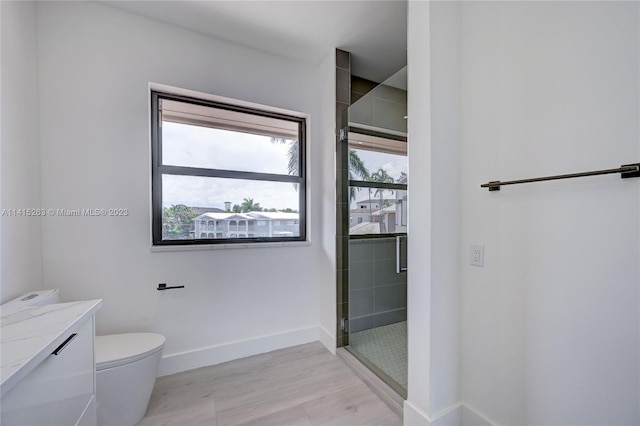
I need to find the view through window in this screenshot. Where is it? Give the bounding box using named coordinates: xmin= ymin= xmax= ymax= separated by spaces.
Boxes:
xmin=151 ymin=91 xmax=307 ymax=246
xmin=348 ymin=142 xmax=407 ymax=236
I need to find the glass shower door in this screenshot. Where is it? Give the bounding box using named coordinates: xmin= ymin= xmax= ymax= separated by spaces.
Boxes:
xmin=344 ymin=66 xmax=408 ymax=396
xmin=348 ymin=234 xmax=407 ymax=393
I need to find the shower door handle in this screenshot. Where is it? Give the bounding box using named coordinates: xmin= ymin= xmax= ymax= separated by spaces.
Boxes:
xmin=396 ymin=236 xmax=407 ymax=273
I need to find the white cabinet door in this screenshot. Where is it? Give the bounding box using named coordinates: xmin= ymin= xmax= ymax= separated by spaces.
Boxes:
xmin=1 ymin=318 xmax=95 ymax=426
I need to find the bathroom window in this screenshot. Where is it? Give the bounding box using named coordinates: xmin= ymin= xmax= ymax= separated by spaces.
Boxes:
xmin=151 ymin=90 xmax=307 ymax=246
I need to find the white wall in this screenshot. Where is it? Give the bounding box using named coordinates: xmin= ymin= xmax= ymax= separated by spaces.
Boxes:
xmin=460 ymin=2 xmax=639 ymax=425
xmin=406 ymin=0 xmax=433 ymax=422
xmin=408 ymin=1 xmax=639 ymax=425
xmin=0 ymin=1 xmax=44 ymax=303
xmin=406 ymin=1 xmax=462 ymax=424
xmin=429 ymin=0 xmax=462 ymax=417
xmin=34 ymin=1 xmax=335 ymax=374
xmin=318 ymin=50 xmax=337 ymax=352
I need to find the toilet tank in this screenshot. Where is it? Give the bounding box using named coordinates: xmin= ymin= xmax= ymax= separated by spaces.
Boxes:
xmin=1 ymin=289 xmax=60 ymax=315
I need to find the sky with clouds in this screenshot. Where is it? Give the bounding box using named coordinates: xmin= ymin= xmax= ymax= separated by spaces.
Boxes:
xmin=161 ymin=122 xmax=407 ymax=210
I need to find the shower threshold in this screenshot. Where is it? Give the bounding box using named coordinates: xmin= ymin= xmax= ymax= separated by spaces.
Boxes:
xmin=337 ymin=346 xmax=405 ymax=417
xmin=337 ymin=321 xmax=408 ymax=415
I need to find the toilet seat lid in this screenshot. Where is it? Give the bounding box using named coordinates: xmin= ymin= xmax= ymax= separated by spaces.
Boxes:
xmin=96 ymin=333 xmax=166 ymax=371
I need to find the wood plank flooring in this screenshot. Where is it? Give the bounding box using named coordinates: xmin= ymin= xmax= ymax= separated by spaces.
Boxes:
xmin=138 ymin=342 xmax=403 ymax=426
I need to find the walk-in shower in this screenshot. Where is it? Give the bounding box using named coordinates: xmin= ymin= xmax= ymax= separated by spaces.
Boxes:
xmin=338 ymin=63 xmax=408 ymax=397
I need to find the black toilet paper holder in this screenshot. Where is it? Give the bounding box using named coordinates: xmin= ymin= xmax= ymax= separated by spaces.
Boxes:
xmin=157 ymin=283 xmax=185 ymax=291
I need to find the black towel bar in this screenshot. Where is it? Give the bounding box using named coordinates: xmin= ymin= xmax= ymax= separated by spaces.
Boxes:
xmin=481 ymin=163 xmax=640 ymax=191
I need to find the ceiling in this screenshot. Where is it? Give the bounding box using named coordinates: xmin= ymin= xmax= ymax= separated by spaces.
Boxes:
xmin=101 ymin=0 xmax=407 ymax=83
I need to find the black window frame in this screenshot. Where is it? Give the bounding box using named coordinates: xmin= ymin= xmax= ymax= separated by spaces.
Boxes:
xmin=151 ymin=90 xmax=307 ymax=247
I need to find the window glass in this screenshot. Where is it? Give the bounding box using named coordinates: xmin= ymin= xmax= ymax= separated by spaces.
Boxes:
xmin=348 ymin=144 xmax=407 ymax=236
xmin=349 ymin=186 xmax=401 ymax=235
xmin=349 ymin=148 xmax=407 ymax=183
xmin=162 ymin=122 xmax=298 ymax=176
xmin=151 ymin=91 xmax=306 ymax=246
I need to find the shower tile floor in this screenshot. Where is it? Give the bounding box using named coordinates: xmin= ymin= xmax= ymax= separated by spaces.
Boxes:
xmin=349 ymin=321 xmax=408 ymax=390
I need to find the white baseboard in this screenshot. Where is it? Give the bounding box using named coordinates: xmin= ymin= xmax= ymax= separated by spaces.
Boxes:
xmin=157 ymin=325 xmax=319 ymax=377
xmin=461 ymin=404 xmax=494 ymax=426
xmin=318 ymin=325 xmax=336 ymax=354
xmin=404 ymin=401 xmax=494 ymax=426
xmin=432 ymin=404 xmax=463 ymax=426
xmin=403 ymin=400 xmax=431 ymax=426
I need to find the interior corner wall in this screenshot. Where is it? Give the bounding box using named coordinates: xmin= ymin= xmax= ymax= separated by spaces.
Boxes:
xmin=0 ymin=0 xmax=44 ymax=303
xmin=406 ymin=0 xmax=433 ymax=422
xmin=460 ymin=2 xmax=640 ymax=425
xmin=35 ymin=1 xmax=335 ymax=373
xmin=318 ymin=49 xmax=337 ymax=353
xmin=429 ymin=0 xmax=462 ymax=417
xmin=406 ymin=1 xmax=463 ymax=423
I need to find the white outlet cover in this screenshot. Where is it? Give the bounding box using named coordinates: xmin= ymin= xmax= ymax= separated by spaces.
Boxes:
xmin=470 ymin=244 xmax=484 ymax=266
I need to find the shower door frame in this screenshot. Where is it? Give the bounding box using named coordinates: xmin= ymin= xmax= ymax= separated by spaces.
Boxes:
xmin=334 ymin=49 xmax=408 ymax=398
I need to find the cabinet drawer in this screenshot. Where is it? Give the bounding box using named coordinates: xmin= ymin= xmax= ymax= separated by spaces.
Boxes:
xmin=1 ymin=318 xmax=95 ymax=426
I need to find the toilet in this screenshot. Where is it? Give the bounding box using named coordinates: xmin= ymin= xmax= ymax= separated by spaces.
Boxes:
xmin=95 ymin=332 xmax=166 ymax=426
xmin=0 ymin=289 xmax=165 ymax=426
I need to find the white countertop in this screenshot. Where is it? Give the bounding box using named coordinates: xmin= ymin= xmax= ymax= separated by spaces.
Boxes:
xmin=0 ymin=300 xmax=102 ymax=397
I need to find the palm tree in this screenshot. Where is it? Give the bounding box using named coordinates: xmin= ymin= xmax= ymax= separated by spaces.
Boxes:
xmin=270 ymin=137 xmax=299 ymax=176
xmin=239 ymin=198 xmax=262 ymax=212
xmin=348 ymin=149 xmax=369 ymax=200
xmin=271 ymin=137 xmax=369 ymax=200
xmin=370 ymin=168 xmax=395 ymax=232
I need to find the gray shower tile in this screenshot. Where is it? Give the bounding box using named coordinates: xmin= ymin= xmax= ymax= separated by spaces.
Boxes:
xmin=351 ymin=91 xmax=365 ymax=104
xmin=339 ymin=204 xmax=350 ymax=233
xmin=374 ymin=84 xmax=407 ymax=105
xmin=374 ymin=284 xmax=407 ymax=313
xmin=349 ymin=240 xmax=375 ymax=262
xmin=349 ymin=95 xmax=374 ymax=127
xmin=336 ymin=49 xmax=350 ymax=70
xmin=351 ymin=76 xmax=376 ymax=96
xmin=336 ymin=176 xmax=344 ymax=202
xmin=373 ymin=98 xmax=407 ymax=133
xmin=336 ymin=268 xmax=348 ymax=305
xmin=335 ymin=137 xmax=348 ymax=174
xmin=336 ymin=236 xmax=346 ymax=268
xmin=374 ymin=309 xmax=407 ymax=327
xmin=336 ymin=102 xmax=348 ymax=132
xmin=342 ymin=273 xmax=350 ymax=304
xmin=349 ymin=315 xmax=375 ymax=333
xmin=374 ymin=258 xmax=405 ymax=288
xmin=349 ymin=289 xmax=374 ymax=318
xmin=338 ymin=161 xmax=349 ymax=183
xmin=374 ymin=238 xmax=396 ymax=261
xmin=337 ymin=104 xmax=349 ymax=126
xmin=349 ymin=261 xmax=374 ymax=291
xmin=336 ymin=68 xmax=350 ymax=104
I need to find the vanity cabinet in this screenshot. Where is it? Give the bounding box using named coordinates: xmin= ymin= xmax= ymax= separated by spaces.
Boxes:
xmin=1 ymin=300 xmax=102 ymax=426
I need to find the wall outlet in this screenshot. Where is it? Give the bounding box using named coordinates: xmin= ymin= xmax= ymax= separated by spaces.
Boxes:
xmin=470 ymin=244 xmax=484 ymax=267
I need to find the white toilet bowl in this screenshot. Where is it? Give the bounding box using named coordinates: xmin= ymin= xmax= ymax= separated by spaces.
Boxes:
xmin=0 ymin=290 xmax=166 ymax=426
xmin=96 ymin=333 xmax=166 ymax=426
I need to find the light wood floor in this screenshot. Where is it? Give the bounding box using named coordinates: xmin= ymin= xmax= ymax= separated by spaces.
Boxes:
xmin=138 ymin=342 xmax=403 ymax=426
